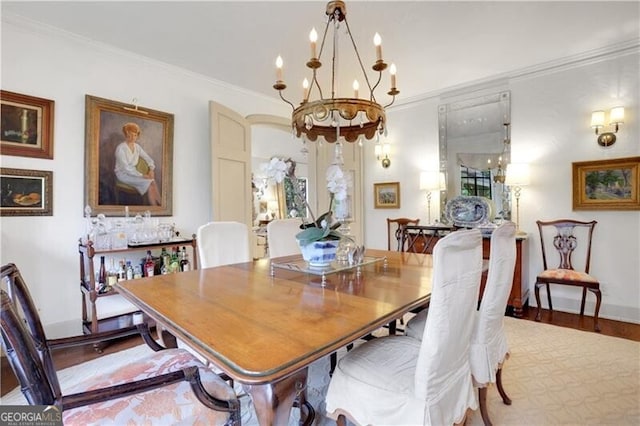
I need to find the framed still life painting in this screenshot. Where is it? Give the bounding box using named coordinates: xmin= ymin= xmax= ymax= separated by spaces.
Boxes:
xmin=0 ymin=167 xmax=53 ymax=216
xmin=572 ymin=156 xmax=640 ymax=210
xmin=0 ymin=90 xmax=54 ymax=159
xmin=84 ymin=95 xmax=174 ymax=216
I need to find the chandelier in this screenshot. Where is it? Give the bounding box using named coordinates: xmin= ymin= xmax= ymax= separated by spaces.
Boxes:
xmin=273 ymin=1 xmax=399 ymax=143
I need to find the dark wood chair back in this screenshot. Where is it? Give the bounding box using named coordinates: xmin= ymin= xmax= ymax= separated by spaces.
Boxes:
xmin=534 ymin=219 xmax=601 ymax=331
xmin=1 ymin=289 xmax=58 ymax=405
xmin=386 ymin=217 xmax=419 ymax=251
xmin=2 ymin=263 xmax=63 ymax=400
xmin=537 ymin=219 xmax=596 ymax=272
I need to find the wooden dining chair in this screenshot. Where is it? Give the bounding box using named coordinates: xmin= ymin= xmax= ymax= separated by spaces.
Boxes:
xmin=386 ymin=217 xmax=420 ymax=251
xmin=534 ymin=219 xmax=601 ymax=331
xmin=325 ymin=229 xmax=483 ymax=425
xmin=0 ymin=263 xmax=240 ymax=425
xmin=197 ymin=221 xmax=251 ymax=268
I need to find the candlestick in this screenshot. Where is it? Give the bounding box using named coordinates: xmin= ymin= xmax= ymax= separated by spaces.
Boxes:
xmin=275 ymin=56 xmax=283 ymax=82
xmin=373 ymin=33 xmax=382 ymax=61
xmin=309 ymin=28 xmax=318 ymax=59
xmin=390 ymin=63 xmax=397 ymax=88
xmin=353 ymin=80 xmax=359 ymax=98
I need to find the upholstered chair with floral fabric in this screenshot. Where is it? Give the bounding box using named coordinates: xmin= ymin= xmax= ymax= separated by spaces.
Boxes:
xmin=0 ymin=263 xmax=240 ymax=425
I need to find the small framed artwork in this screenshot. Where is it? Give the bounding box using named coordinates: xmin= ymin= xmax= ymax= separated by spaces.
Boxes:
xmin=374 ymin=182 xmax=401 ymax=208
xmin=572 ymin=156 xmax=640 ymax=210
xmin=85 ymin=95 xmax=174 ymax=216
xmin=0 ymin=90 xmax=55 ymax=159
xmin=0 ymin=167 xmax=53 ymax=216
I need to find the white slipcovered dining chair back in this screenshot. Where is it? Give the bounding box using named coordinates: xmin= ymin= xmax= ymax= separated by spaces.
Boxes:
xmin=415 ymin=228 xmax=484 ymax=403
xmin=325 ymin=228 xmax=483 ymax=426
xmin=266 ymin=219 xmax=301 ymax=258
xmin=196 ymin=221 xmax=251 ymax=268
xmin=470 ymin=221 xmax=517 ymax=385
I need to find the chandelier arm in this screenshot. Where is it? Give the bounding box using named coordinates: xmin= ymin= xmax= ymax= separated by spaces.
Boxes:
xmin=278 ymin=91 xmax=295 ymax=110
xmin=383 ymin=95 xmax=396 ymax=109
xmin=370 ymin=71 xmax=383 ymax=102
xmin=311 ymin=68 xmax=324 ymax=100
xmin=344 ymin=19 xmax=376 ymax=95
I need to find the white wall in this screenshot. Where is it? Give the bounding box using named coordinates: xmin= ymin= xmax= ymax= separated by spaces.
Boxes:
xmin=363 ymin=50 xmax=640 ymax=323
xmin=0 ymin=19 xmax=287 ymax=334
xmin=2 ymin=18 xmax=638 ymax=331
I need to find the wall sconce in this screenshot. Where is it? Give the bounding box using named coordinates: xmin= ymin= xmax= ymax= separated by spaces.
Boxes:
xmin=591 ymin=106 xmax=624 ymax=147
xmin=420 ymin=171 xmax=439 ymax=224
xmin=505 ymin=163 xmax=530 ymax=235
xmin=375 ymin=142 xmax=391 ymax=168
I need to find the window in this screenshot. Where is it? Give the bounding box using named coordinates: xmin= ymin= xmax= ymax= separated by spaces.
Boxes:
xmin=460 ymin=166 xmax=492 ymax=198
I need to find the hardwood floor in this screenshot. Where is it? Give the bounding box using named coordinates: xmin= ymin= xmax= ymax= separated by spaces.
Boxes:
xmin=2 ymin=306 xmax=639 ymax=398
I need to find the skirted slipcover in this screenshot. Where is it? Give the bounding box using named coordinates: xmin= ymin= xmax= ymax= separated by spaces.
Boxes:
xmin=325 ymin=228 xmax=483 ymax=425
xmin=267 ymin=218 xmax=303 ymax=258
xmin=197 ymin=221 xmax=251 ymax=268
xmin=405 ymin=222 xmax=516 ymax=386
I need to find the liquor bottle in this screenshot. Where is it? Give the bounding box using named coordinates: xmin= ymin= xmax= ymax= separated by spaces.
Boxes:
xmin=144 ymin=250 xmax=155 ymax=277
xmin=107 ymin=258 xmax=118 ymax=287
xmin=170 ymin=246 xmax=180 ymax=273
xmin=117 ymin=260 xmax=126 ymax=282
xmin=180 ymin=246 xmax=190 ymax=272
xmin=160 ymin=247 xmax=170 ymax=275
xmin=97 ymin=256 xmax=107 ymax=290
xmin=125 ymin=260 xmax=134 ymax=280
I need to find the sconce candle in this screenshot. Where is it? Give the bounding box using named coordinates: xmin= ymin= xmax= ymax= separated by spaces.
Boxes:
xmin=590 ymin=106 xmax=624 ymax=146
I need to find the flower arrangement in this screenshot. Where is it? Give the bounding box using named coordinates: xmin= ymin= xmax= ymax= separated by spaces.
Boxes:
xmin=262 ymin=157 xmax=351 ymax=246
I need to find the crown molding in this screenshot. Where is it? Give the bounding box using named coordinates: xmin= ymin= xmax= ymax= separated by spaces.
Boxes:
xmin=392 ymin=38 xmax=640 ymax=110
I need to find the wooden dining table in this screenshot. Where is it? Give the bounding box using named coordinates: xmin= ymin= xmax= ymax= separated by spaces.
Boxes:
xmin=116 ymin=248 xmax=433 ymax=425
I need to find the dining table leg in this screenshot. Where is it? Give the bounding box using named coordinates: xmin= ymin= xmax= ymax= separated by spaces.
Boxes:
xmin=243 ymin=368 xmax=310 ymax=426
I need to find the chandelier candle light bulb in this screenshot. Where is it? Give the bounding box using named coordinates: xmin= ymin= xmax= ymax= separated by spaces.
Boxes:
xmin=374 ymin=32 xmax=382 ymax=61
xmin=275 ymin=56 xmax=283 ymax=82
xmin=353 ymin=80 xmax=359 ymax=98
xmin=310 ymin=28 xmax=318 ymax=59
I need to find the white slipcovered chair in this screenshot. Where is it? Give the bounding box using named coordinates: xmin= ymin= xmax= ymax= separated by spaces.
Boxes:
xmin=405 ymin=222 xmax=517 ymax=426
xmin=197 ymin=221 xmax=251 ymax=268
xmin=266 ymin=218 xmax=302 ymax=258
xmin=325 ymin=228 xmax=483 ymax=425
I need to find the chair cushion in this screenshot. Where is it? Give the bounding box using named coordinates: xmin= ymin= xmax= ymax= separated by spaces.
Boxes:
xmin=63 ymin=348 xmax=235 ymax=426
xmin=538 ymin=268 xmax=598 ymax=283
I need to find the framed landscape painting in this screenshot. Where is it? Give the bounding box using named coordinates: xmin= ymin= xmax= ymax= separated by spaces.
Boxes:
xmin=0 ymin=90 xmax=54 ymax=159
xmin=374 ymin=182 xmax=400 ymax=208
xmin=0 ymin=167 xmax=53 ymax=216
xmin=85 ymin=95 xmax=174 ymax=216
xmin=572 ymin=156 xmax=640 ymax=210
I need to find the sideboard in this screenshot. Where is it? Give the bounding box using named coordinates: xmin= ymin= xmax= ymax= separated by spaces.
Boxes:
xmin=401 ymin=225 xmax=529 ymax=317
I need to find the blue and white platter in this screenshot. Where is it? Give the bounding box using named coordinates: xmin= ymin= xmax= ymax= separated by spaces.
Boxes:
xmin=445 ymin=195 xmax=492 ymax=228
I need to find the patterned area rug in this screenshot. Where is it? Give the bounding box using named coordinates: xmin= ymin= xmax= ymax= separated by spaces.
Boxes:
xmin=2 ymin=317 xmax=639 ymax=425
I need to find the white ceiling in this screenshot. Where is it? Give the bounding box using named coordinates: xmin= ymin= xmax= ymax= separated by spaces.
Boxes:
xmin=2 ymin=1 xmax=639 ymax=103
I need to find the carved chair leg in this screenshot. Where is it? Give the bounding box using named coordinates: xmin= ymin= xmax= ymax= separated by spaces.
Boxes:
xmin=388 ymin=319 xmax=397 ymax=335
xmin=579 ymin=287 xmax=587 ymax=316
xmin=534 ymin=282 xmax=543 ymax=321
xmin=478 ymin=386 xmax=492 ymax=426
xmin=545 ymin=283 xmax=552 ymax=311
xmin=330 ymin=352 xmax=337 ymax=376
xmin=496 ymin=367 xmax=511 ymax=405
xmin=589 ymin=287 xmax=602 ymax=332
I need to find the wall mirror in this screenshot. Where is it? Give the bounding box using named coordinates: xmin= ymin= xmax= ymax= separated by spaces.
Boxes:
xmin=250 ymin=120 xmax=314 ymax=225
xmin=438 ymin=90 xmax=511 ymax=223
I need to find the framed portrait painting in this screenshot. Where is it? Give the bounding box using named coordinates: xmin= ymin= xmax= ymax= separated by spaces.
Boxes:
xmin=85 ymin=95 xmax=174 ymax=216
xmin=572 ymin=156 xmax=640 ymax=210
xmin=374 ymin=182 xmax=400 ymax=208
xmin=0 ymin=168 xmax=53 ymax=216
xmin=0 ymin=90 xmax=54 ymax=159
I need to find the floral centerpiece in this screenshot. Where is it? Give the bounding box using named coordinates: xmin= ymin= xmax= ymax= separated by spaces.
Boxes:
xmin=262 ymin=157 xmax=351 ymax=266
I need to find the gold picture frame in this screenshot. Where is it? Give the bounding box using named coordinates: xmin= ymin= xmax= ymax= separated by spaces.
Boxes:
xmin=0 ymin=167 xmax=53 ymax=216
xmin=85 ymin=95 xmax=174 ymax=216
xmin=374 ymin=182 xmax=400 ymax=209
xmin=572 ymin=156 xmax=640 ymax=210
xmin=1 ymin=90 xmax=55 ymax=159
